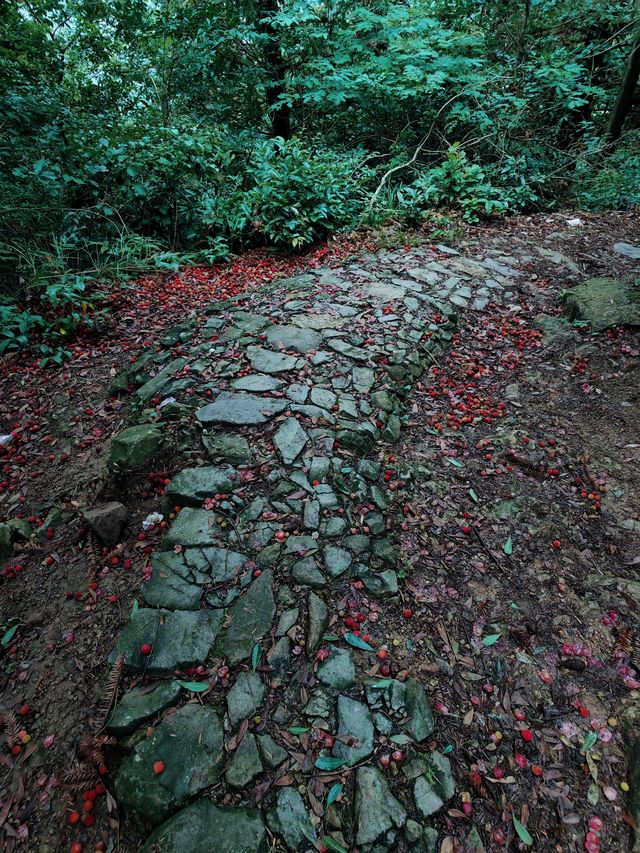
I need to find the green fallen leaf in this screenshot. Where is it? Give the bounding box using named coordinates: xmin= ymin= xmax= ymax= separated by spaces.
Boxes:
xmin=1 ymin=624 xmax=18 ymax=646
xmin=344 ymin=632 xmax=374 ymax=651
xmin=441 ymin=744 xmax=453 ymax=755
xmin=288 ymin=726 xmax=309 ymax=734
xmin=483 ymin=632 xmax=503 ymax=646
xmin=446 ymin=457 xmax=463 ymax=467
xmin=251 ymin=642 xmax=262 ymax=672
xmin=368 ymin=678 xmax=394 ymax=688
xmin=131 ymin=598 xmax=139 ymax=615
xmin=503 ymin=537 xmax=513 ymax=555
xmin=581 ymin=732 xmax=597 ymax=753
xmin=469 ymin=488 xmax=478 ymax=503
xmin=177 ymin=681 xmax=209 ymax=693
xmin=327 ymin=783 xmax=343 ymax=805
xmin=513 ymin=816 xmax=533 ymax=845
xmin=321 ymin=837 xmax=349 ymax=853
xmin=315 ymin=756 xmax=347 ymax=771
xmin=587 ymin=782 xmax=599 ymax=806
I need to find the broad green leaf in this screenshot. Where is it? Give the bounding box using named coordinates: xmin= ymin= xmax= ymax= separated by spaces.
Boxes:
xmin=587 ymin=783 xmax=599 ymax=805
xmin=344 ymin=633 xmax=374 ymax=651
xmin=251 ymin=642 xmax=262 ymax=671
xmin=503 ymin=537 xmax=513 ymax=555
xmin=321 ymin=836 xmax=349 ymax=853
xmin=581 ymin=732 xmax=597 ymax=753
xmin=327 ymin=783 xmax=343 ymax=805
xmin=177 ymin=681 xmax=209 ymax=692
xmin=445 ymin=457 xmax=463 ymax=467
xmin=1 ymin=624 xmax=18 ymax=645
xmin=513 ymin=816 xmax=533 ymax=845
xmin=482 ymin=633 xmax=503 ymax=646
xmin=315 ymin=756 xmax=347 ymax=771
xmin=368 ymin=678 xmax=394 ymax=688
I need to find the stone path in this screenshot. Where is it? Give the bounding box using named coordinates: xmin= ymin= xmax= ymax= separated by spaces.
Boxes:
xmin=106 ymin=245 xmax=516 ymax=851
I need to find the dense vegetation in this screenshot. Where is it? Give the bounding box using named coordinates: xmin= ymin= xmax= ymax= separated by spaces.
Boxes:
xmin=1 ymin=0 xmax=638 ymax=359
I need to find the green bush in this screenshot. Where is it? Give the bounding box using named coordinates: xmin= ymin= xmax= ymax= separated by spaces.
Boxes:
xmin=205 ymin=138 xmax=371 ymax=248
xmin=573 ymin=134 xmax=640 ymax=210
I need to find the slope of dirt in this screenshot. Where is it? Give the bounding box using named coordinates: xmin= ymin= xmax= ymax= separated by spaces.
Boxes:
xmin=0 ymin=211 xmax=638 ymax=853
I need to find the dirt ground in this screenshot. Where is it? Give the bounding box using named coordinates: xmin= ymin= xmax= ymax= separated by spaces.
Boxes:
xmin=0 ymin=211 xmax=639 ymax=853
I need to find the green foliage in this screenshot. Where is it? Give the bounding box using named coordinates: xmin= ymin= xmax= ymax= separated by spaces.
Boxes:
xmin=0 ymin=0 xmax=638 ymax=358
xmin=207 ymin=138 xmax=369 ymax=248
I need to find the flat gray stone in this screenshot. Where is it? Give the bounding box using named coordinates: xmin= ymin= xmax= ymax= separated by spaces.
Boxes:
xmin=224 ymin=571 xmax=275 ymax=665
xmin=109 ymin=424 xmax=163 ymax=471
xmin=404 ymin=678 xmax=435 ymax=742
xmin=141 ymin=800 xmax=267 ymax=853
xmin=562 ymin=277 xmax=640 ymax=330
xmin=307 ymin=591 xmax=328 ymax=654
xmin=276 ymin=787 xmax=315 ymax=851
xmin=226 ymin=733 xmax=263 ymax=788
xmin=310 ymin=387 xmax=337 ymax=409
xmin=317 ymin=645 xmax=356 ymax=690
xmin=614 ymin=241 xmax=640 ymax=260
xmin=286 ymin=383 xmax=309 ymax=403
xmin=265 ymin=324 xmax=322 ymax=353
xmin=292 ymin=557 xmax=325 ymax=587
xmin=107 ymin=681 xmax=183 ymax=735
xmin=273 ymin=418 xmax=309 ymax=465
xmin=227 ymin=672 xmax=266 ymax=727
xmin=323 ymin=545 xmax=352 ymax=578
xmin=110 ymin=608 xmax=222 ymax=673
xmin=162 ymin=508 xmax=222 ymax=549
xmin=202 ymin=432 xmax=252 ymax=465
xmin=166 ymin=465 xmax=237 ymax=505
xmin=114 ymin=704 xmax=224 ymax=829
xmin=355 ymin=766 xmax=407 ymax=846
xmin=142 ymin=563 xmax=202 ymax=610
xmin=257 ymin=734 xmax=288 ymax=768
xmin=333 ymin=695 xmax=374 ymax=764
xmin=197 ymin=392 xmax=287 ymax=425
xmin=231 ymin=374 xmax=282 ymax=392
xmin=247 ymin=346 xmax=299 ymax=373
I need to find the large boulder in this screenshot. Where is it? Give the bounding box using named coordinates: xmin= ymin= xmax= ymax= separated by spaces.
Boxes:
xmin=562 ymin=277 xmax=640 ymax=330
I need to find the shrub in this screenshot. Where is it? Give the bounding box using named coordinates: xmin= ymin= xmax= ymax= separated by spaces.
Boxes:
xmin=205 ymin=138 xmax=371 ymax=248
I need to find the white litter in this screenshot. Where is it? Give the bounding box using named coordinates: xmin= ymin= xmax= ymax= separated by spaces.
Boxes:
xmin=142 ymin=512 xmax=164 ymax=530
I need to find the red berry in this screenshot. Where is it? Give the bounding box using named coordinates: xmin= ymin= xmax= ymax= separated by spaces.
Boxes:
xmin=153 ymin=760 xmax=165 ymax=774
xmin=379 ymin=754 xmax=390 ymax=766
xmin=140 ymin=643 xmax=152 ymax=655
xmin=376 ymin=649 xmax=388 ymax=660
xmin=82 ymin=813 xmax=95 ymax=827
xmin=402 ymin=608 xmax=413 ymax=619
xmin=391 ymin=750 xmax=403 ymax=762
xmin=82 ymin=800 xmax=94 ymax=813
xmin=18 ymin=705 xmax=30 ymax=715
xmin=71 ymin=844 xmax=84 ymax=853
xmin=552 ymin=539 xmax=561 ymax=549
xmin=68 ymin=811 xmax=80 ymax=825
xmin=521 ymin=729 xmax=533 ymax=742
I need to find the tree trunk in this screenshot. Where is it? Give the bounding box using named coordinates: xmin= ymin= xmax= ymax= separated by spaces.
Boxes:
xmin=259 ymin=0 xmax=291 ymax=139
xmin=606 ymin=35 xmax=640 ymax=146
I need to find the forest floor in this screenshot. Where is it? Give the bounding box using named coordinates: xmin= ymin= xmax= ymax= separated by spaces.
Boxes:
xmin=0 ymin=211 xmax=639 ymax=853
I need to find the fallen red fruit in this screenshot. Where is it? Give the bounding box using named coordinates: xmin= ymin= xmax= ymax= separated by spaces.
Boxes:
xmin=521 ymin=729 xmax=533 ymax=742
xmin=153 ymin=760 xmax=165 ymax=774
xmin=68 ymin=811 xmax=80 ymax=825
xmin=391 ymin=750 xmax=403 ymax=762
xmin=402 ymin=608 xmax=413 ymax=619
xmin=552 ymin=539 xmax=561 ymax=549
xmin=140 ymin=643 xmax=152 ymax=655
xmin=70 ymin=844 xmax=84 ymax=853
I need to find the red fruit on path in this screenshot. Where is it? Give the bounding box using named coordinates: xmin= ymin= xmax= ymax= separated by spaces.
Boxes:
xmin=140 ymin=643 xmax=152 ymax=655
xmin=391 ymin=750 xmax=404 ymax=762
xmin=376 ymin=649 xmax=388 ymax=660
xmin=82 ymin=813 xmax=95 ymax=827
xmin=552 ymin=539 xmax=561 ymax=549
xmin=82 ymin=800 xmax=94 ymax=812
xmin=274 ymin=530 xmax=286 ymax=541
xmin=153 ymin=760 xmax=165 ymax=774
xmin=521 ymin=729 xmax=533 ymax=742
xmin=68 ymin=811 xmax=80 ymax=825
xmin=71 ymin=844 xmax=84 ymax=853
xmin=19 ymin=705 xmax=29 ymax=715
xmin=379 ymin=754 xmax=390 ymax=766
xmin=402 ymin=608 xmax=413 ymax=619
xmin=531 ymin=764 xmax=543 ymax=776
